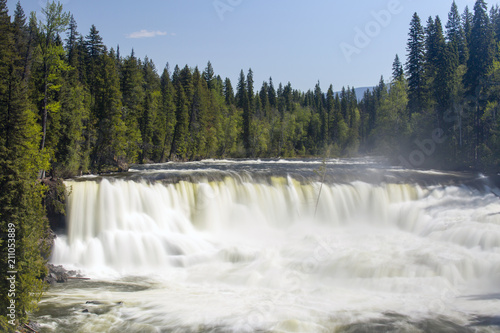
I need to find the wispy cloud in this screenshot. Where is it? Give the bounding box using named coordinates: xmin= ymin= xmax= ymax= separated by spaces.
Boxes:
xmin=126 ymin=30 xmax=170 ymax=39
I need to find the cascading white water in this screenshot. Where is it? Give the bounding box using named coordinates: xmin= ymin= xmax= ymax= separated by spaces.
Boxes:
xmin=38 ymin=162 xmax=500 ymax=332
xmin=52 ymin=178 xmax=426 ymax=273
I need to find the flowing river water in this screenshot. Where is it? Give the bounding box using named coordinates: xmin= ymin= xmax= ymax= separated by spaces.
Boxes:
xmin=32 ymin=158 xmax=500 ymax=332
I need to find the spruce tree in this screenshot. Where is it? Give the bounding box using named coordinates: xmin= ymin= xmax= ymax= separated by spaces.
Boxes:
xmin=463 ymin=6 xmax=473 ymax=47
xmin=465 ymin=0 xmax=496 ymax=165
xmin=34 ymin=1 xmax=70 ymax=154
xmin=236 ymin=70 xmax=249 ymax=150
xmin=465 ymin=0 xmax=495 ymax=93
xmin=424 ymin=16 xmax=446 ymax=111
xmin=65 ymin=15 xmax=78 ymax=65
xmin=259 ymin=81 xmax=269 ymax=118
xmin=392 ymin=54 xmax=404 ymax=82
xmin=155 ymin=65 xmax=176 ymax=161
xmin=203 ymin=61 xmax=215 ymax=90
xmin=171 ymin=87 xmax=189 ymax=159
xmin=446 ymin=1 xmax=468 ymax=64
xmin=406 ymin=12 xmax=425 ymax=118
xmin=223 ymin=77 xmax=234 ymax=106
xmin=140 ymin=57 xmax=161 ymax=162
xmin=267 ymin=77 xmax=277 ymax=109
xmin=12 ymin=1 xmax=30 ymax=83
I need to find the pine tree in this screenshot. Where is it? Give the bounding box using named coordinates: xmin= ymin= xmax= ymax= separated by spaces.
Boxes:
xmin=0 ymin=0 xmax=50 ymax=328
xmin=326 ymin=85 xmax=335 ymax=143
xmin=154 ymin=65 xmax=176 ymax=161
xmin=171 ymin=86 xmax=189 ymax=159
xmin=55 ymin=75 xmax=89 ymax=176
xmin=33 ymin=1 xmax=70 ymax=172
xmin=236 ymin=70 xmax=249 ymax=150
xmin=203 ymin=61 xmax=215 ymax=90
xmin=120 ymin=50 xmax=144 ymax=121
xmin=406 ymin=12 xmax=425 ymax=118
xmin=463 ymin=6 xmax=473 ymax=46
xmin=188 ymin=67 xmax=209 ymax=158
xmin=223 ymin=77 xmax=234 ymax=105
xmin=465 ymin=0 xmax=495 ymax=93
xmin=446 ymin=1 xmax=468 ymax=64
xmin=258 ymin=81 xmax=269 ymax=119
xmin=424 ymin=16 xmax=446 ymax=111
xmin=12 ymin=1 xmax=31 ymax=83
xmin=100 ymin=50 xmax=134 ymax=169
xmin=246 ymin=68 xmax=254 ymax=112
xmin=65 ymin=15 xmax=78 ymax=65
xmin=267 ymin=77 xmax=277 ymax=109
xmin=465 ymin=0 xmax=496 ymax=166
xmin=140 ymin=57 xmax=161 ymax=162
xmin=490 ymin=5 xmax=500 ymax=42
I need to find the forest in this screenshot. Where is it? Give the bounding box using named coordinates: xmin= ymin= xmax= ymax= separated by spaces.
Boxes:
xmin=2 ymin=1 xmax=500 ymax=177
xmin=1 ymin=0 xmax=500 ymax=330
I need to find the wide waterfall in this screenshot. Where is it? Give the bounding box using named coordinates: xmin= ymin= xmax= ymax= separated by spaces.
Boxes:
xmin=34 ymin=159 xmax=500 ymax=332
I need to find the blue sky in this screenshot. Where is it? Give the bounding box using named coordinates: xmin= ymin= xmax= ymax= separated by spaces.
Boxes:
xmin=7 ymin=0 xmax=480 ymax=92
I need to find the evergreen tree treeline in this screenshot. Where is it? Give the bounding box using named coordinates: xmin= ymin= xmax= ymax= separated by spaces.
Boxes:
xmin=11 ymin=1 xmax=500 ymax=177
xmin=360 ymin=0 xmax=500 ymax=171
xmin=3 ymin=2 xmax=366 ymax=180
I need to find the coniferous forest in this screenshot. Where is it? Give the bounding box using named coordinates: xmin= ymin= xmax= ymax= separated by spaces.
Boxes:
xmin=2 ymin=0 xmax=500 ymax=329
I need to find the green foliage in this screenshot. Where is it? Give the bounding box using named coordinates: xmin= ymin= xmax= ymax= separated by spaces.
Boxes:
xmin=0 ymin=1 xmax=50 ymax=326
xmin=406 ymin=12 xmax=425 ymax=117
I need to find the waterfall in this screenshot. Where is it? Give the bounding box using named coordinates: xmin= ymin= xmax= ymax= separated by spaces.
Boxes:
xmin=52 ymin=176 xmax=500 ymax=286
xmin=40 ymin=163 xmax=500 ymax=332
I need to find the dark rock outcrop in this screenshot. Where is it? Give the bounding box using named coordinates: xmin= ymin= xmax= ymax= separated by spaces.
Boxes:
xmin=44 ymin=264 xmax=69 ymax=284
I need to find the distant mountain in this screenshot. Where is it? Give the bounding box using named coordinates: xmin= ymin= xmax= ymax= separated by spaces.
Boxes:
xmin=354 ymin=87 xmax=374 ymax=101
xmin=335 ymin=86 xmax=374 ymax=102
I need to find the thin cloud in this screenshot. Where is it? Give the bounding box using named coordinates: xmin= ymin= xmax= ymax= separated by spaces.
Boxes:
xmin=126 ymin=30 xmax=170 ymax=39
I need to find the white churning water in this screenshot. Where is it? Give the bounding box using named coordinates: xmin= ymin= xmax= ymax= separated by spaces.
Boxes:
xmin=38 ymin=163 xmax=500 ymax=332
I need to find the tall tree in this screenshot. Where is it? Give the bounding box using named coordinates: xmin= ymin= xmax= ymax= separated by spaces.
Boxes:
xmin=236 ymin=70 xmax=249 ymax=150
xmin=424 ymin=16 xmax=446 ymax=111
xmin=171 ymin=86 xmax=189 ymax=159
xmin=446 ymin=0 xmax=468 ymax=64
xmin=140 ymin=57 xmax=161 ymax=162
xmin=203 ymin=60 xmax=215 ymax=90
xmin=463 ymin=5 xmax=473 ymax=46
xmin=406 ymin=12 xmax=425 ymax=118
xmin=33 ymin=1 xmax=70 ymax=170
xmin=91 ymin=50 xmax=132 ymax=170
xmin=223 ymin=77 xmax=234 ymax=105
xmin=465 ymin=0 xmax=495 ymax=93
xmin=267 ymin=77 xmax=277 ymax=109
xmin=465 ymin=0 xmax=496 ymax=165
xmin=12 ymin=1 xmax=31 ymax=83
xmin=64 ymin=15 xmax=78 ymax=65
xmin=154 ymin=65 xmax=176 ymax=161
xmin=392 ymin=54 xmax=404 ymax=82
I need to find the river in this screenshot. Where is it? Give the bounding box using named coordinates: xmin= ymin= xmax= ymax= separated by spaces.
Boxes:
xmin=32 ymin=158 xmax=500 ymax=332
